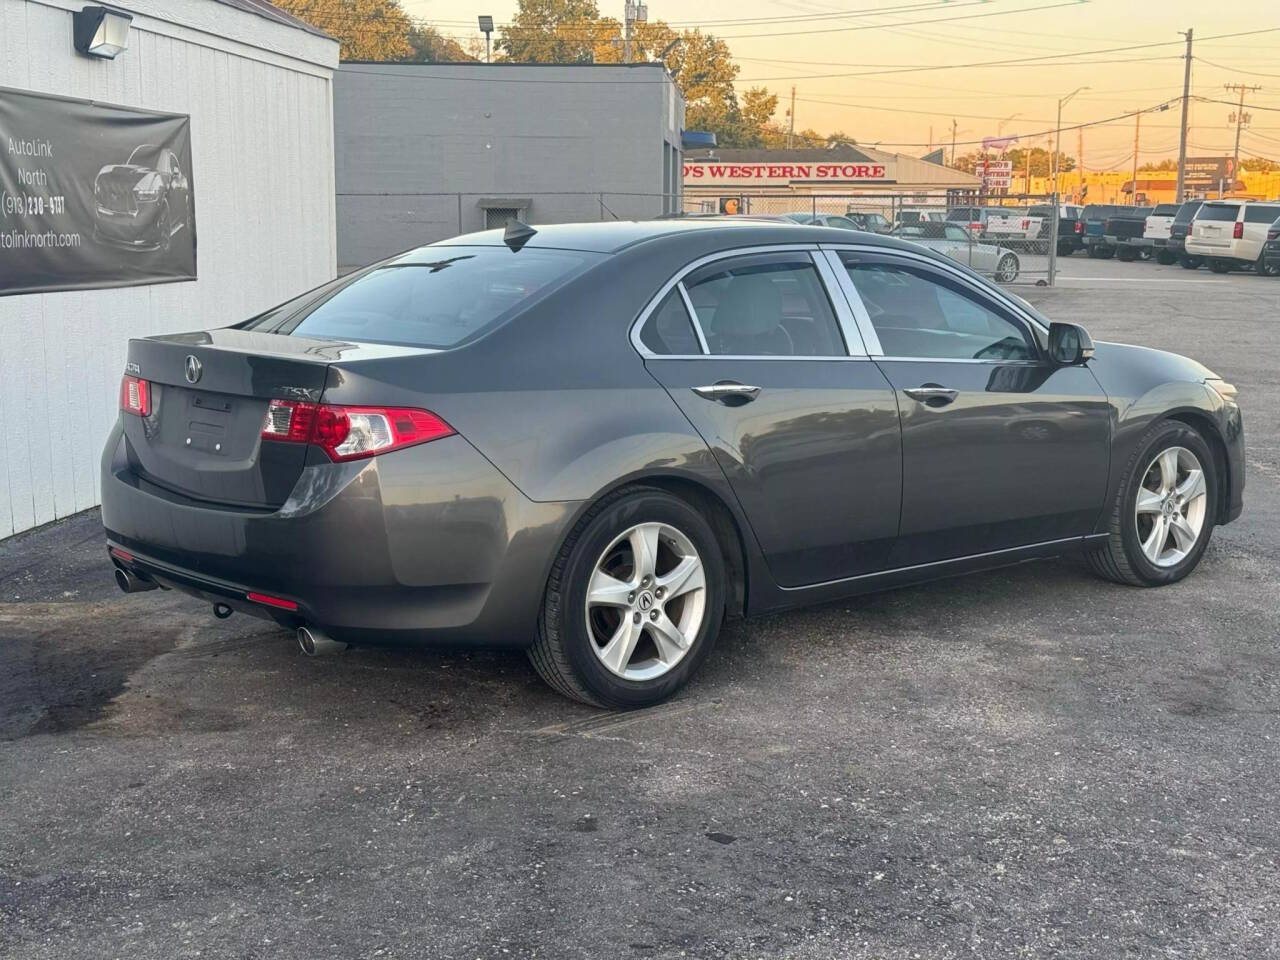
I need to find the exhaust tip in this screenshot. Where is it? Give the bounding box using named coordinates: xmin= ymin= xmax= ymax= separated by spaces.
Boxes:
xmin=297 ymin=625 xmax=347 ymax=657
xmin=114 ymin=566 xmax=157 ymax=594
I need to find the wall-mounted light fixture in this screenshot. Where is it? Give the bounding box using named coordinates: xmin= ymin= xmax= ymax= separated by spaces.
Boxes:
xmin=73 ymin=5 xmax=132 ymax=60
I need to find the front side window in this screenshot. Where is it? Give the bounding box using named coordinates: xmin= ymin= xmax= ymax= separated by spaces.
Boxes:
xmin=260 ymin=246 xmax=598 ymax=349
xmin=683 ymin=253 xmax=846 ymax=357
xmin=841 ymin=258 xmax=1036 ymax=362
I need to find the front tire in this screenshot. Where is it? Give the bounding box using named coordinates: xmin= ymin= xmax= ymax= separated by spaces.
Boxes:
xmin=1086 ymin=421 xmax=1218 ymax=587
xmin=995 ymin=253 xmax=1019 ymax=283
xmin=529 ymin=487 xmax=726 ymax=708
xmin=1256 ymin=253 xmax=1280 ymax=277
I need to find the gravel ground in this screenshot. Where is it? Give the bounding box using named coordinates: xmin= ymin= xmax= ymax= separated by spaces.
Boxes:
xmin=2 ymin=256 xmax=1278 ymax=959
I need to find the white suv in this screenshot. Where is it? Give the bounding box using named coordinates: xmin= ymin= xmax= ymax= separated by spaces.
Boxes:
xmin=1186 ymin=200 xmax=1280 ymax=274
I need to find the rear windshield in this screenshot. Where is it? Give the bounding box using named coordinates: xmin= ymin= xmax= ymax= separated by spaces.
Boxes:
xmin=946 ymin=208 xmax=978 ymax=220
xmin=1152 ymin=204 xmax=1180 ymax=216
xmin=255 ymin=246 xmax=598 ymax=349
xmin=1244 ymin=205 xmax=1280 ymax=224
xmin=1197 ymin=204 xmax=1240 ymax=222
xmin=1083 ymin=205 xmax=1125 ymax=219
xmin=1173 ymin=201 xmax=1203 ymax=223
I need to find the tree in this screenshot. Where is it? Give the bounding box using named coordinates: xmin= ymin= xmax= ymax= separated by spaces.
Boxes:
xmin=274 ymin=0 xmax=413 ymax=61
xmin=398 ymin=24 xmax=474 ymax=63
xmin=1138 ymin=158 xmax=1177 ymax=172
xmin=1242 ymin=157 xmax=1280 ymax=173
xmin=1003 ymin=147 xmax=1075 ymax=176
xmin=497 ymin=0 xmax=604 ymax=63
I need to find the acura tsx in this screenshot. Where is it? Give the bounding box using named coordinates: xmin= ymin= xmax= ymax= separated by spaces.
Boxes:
xmin=103 ymin=219 xmax=1244 ymax=707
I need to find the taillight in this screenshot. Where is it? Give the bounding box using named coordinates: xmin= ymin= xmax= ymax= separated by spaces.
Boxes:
xmin=261 ymin=399 xmax=453 ymax=462
xmin=1022 ymin=219 xmax=1030 ymax=230
xmin=1233 ymin=221 xmax=1244 ymax=239
xmin=1269 ymin=229 xmax=1279 ymax=241
xmin=247 ymin=591 xmax=298 ymax=612
xmin=1074 ymin=221 xmax=1083 ymax=234
xmin=120 ymin=375 xmax=150 ymax=416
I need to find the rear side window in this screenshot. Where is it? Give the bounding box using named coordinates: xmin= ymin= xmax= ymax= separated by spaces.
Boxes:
xmin=262 ymin=247 xmax=597 ymax=349
xmin=1173 ymin=202 xmax=1203 ymax=223
xmin=639 ymin=289 xmax=701 ymax=355
xmin=1197 ymin=204 xmax=1240 ymax=222
xmin=683 ymin=253 xmax=846 ymax=357
xmin=1244 ymin=205 xmax=1280 ymax=224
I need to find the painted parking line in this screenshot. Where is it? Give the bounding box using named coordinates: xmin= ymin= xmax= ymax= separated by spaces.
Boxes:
xmin=1054 ymin=276 xmax=1231 ymax=284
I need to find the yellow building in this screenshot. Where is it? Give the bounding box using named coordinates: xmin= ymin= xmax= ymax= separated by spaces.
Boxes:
xmin=1023 ymin=170 xmax=1280 ymax=205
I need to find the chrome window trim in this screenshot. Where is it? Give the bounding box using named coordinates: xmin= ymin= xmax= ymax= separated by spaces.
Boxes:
xmin=819 ymin=242 xmax=1050 ymax=338
xmin=628 ymin=243 xmax=870 ymax=361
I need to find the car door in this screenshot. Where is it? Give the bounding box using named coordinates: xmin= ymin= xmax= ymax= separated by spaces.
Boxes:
xmin=635 ymin=247 xmax=902 ymax=587
xmin=941 ymin=223 xmax=981 ymax=269
xmin=824 ymin=247 xmax=1111 ymax=567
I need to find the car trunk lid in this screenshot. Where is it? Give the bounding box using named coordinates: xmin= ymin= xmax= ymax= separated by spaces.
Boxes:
xmin=121 ymin=329 xmax=432 ymax=508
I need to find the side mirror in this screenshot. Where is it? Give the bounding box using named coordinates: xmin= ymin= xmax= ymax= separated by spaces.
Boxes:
xmin=1048 ymin=321 xmax=1094 ymax=365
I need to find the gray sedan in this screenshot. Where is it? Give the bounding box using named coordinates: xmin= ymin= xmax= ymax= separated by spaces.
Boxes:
xmin=102 ymin=219 xmax=1244 ymax=708
xmin=895 ymin=222 xmax=1022 ymax=282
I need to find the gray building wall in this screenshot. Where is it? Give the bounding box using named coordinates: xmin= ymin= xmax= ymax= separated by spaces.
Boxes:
xmin=335 ymin=62 xmax=684 ymax=271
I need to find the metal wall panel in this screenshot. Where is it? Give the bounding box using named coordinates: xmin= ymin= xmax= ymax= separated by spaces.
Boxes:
xmin=0 ymin=0 xmax=338 ymax=537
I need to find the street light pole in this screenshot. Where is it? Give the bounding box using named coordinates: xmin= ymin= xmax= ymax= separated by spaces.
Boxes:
xmin=1054 ymin=86 xmax=1089 ymax=200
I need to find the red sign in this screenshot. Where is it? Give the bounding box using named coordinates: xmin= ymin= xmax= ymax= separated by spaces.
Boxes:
xmin=684 ymin=162 xmax=894 ymax=185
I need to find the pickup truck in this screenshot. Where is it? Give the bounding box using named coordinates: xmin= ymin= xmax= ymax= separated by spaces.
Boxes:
xmin=1168 ymin=200 xmax=1204 ymax=268
xmin=1102 ymin=207 xmax=1155 ymax=261
xmin=982 ymin=208 xmax=1050 ymax=253
xmin=1081 ymin=204 xmax=1130 ymax=258
xmin=1143 ymin=203 xmax=1182 ymax=264
xmin=1027 ymin=203 xmax=1085 ymax=256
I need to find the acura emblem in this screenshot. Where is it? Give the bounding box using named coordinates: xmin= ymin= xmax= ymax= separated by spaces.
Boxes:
xmin=184 ymin=355 xmax=202 ymax=384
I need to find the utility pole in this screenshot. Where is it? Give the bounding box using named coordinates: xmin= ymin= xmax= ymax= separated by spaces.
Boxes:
xmin=787 ymin=86 xmax=796 ymax=150
xmin=1226 ymin=82 xmax=1262 ymax=198
xmin=1131 ymin=111 xmax=1141 ymax=206
xmin=950 ymin=118 xmax=957 ymax=167
xmin=1175 ymin=28 xmax=1193 ymax=201
xmin=1077 ymin=127 xmax=1084 ymax=201
xmin=623 ymin=1 xmax=646 ymax=63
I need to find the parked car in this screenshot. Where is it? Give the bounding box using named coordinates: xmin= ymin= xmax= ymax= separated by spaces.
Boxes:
xmin=102 ymin=220 xmax=1245 ymax=708
xmin=946 ymin=206 xmax=994 ymax=236
xmin=1104 ymin=207 xmax=1155 ymax=261
xmin=1168 ymin=200 xmax=1205 ymax=269
xmin=844 ymin=210 xmax=894 ymax=233
xmin=1027 ymin=203 xmax=1085 ymax=256
xmin=1143 ymin=203 xmax=1183 ymax=264
xmin=894 ymin=221 xmax=1020 ymax=281
xmin=1081 ymin=204 xmax=1131 ymax=258
xmin=1264 ymin=215 xmax=1280 ymax=277
xmin=785 ymin=213 xmax=871 ymax=231
xmin=1186 ymin=200 xmax=1280 ymax=274
xmin=895 ymin=208 xmax=946 ymax=227
xmin=93 ymin=143 xmax=193 ymax=251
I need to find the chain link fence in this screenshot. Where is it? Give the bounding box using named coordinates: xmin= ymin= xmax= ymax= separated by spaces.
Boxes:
xmin=680 ymin=191 xmax=1075 ymax=286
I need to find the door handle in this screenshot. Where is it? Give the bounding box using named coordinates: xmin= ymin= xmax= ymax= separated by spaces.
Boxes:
xmin=692 ymin=382 xmax=761 ymax=403
xmin=903 ymin=386 xmax=959 ymax=407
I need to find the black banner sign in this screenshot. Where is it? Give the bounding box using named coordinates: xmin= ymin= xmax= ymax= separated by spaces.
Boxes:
xmin=0 ymin=87 xmax=196 ymax=296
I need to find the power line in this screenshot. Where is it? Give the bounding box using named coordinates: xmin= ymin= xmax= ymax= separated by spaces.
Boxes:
xmin=1196 ymin=56 xmax=1280 ymax=80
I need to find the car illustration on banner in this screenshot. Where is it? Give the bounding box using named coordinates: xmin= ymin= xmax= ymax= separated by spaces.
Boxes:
xmin=93 ymin=144 xmax=192 ymax=252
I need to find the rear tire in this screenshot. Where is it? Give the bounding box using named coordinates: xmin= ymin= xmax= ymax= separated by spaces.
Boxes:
xmin=1256 ymin=253 xmax=1280 ymax=277
xmin=1156 ymin=250 xmax=1176 ymax=265
xmin=1116 ymin=247 xmax=1136 ymax=262
xmin=995 ymin=253 xmax=1019 ymax=283
xmin=1057 ymin=241 xmax=1074 ymax=257
xmin=529 ymin=487 xmax=726 ymax=708
xmin=1098 ymin=246 xmax=1115 ymax=260
xmin=1208 ymin=258 xmax=1232 ymax=274
xmin=1086 ymin=421 xmax=1218 ymax=587
xmin=1179 ymin=255 xmax=1202 ymax=270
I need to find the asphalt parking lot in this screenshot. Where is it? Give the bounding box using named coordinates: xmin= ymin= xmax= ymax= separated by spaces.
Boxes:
xmin=2 ymin=255 xmax=1278 ymax=960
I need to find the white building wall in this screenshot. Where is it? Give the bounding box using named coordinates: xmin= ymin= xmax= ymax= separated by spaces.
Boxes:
xmin=0 ymin=0 xmax=339 ymax=538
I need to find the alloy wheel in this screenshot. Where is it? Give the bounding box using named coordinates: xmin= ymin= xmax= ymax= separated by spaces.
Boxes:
xmin=1134 ymin=446 xmax=1208 ymax=568
xmin=584 ymin=521 xmax=707 ymax=681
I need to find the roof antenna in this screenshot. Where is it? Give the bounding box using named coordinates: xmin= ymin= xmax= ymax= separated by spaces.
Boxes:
xmin=503 ymin=217 xmax=537 ymax=252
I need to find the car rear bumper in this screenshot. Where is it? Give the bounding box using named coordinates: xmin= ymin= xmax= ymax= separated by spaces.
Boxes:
xmin=101 ymin=422 xmax=580 ymax=648
xmin=1105 ymin=235 xmax=1153 ymax=248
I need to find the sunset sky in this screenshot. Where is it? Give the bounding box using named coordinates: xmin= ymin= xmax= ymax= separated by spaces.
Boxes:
xmin=400 ymin=0 xmax=1280 ymax=165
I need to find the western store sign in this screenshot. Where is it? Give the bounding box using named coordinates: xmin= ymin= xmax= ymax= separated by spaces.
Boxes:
xmin=683 ymin=161 xmax=895 ymax=186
